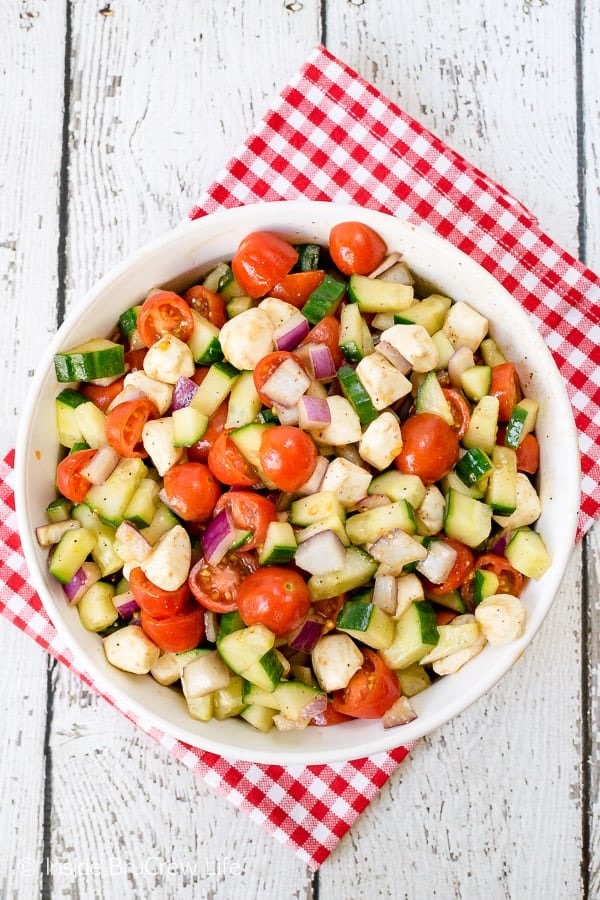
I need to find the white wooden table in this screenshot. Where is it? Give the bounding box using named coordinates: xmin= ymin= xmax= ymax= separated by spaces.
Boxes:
xmin=1 ymin=2 xmax=598 ymax=897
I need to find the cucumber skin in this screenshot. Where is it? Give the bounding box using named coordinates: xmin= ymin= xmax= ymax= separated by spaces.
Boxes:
xmin=54 ymin=342 xmax=124 ymax=383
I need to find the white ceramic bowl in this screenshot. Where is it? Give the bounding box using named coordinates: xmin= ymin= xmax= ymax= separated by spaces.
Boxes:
xmin=16 ymin=201 xmax=580 ymax=764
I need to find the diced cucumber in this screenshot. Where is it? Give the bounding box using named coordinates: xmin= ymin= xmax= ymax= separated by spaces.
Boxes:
xmin=77 ymin=581 xmax=118 ymax=632
xmin=348 ymin=274 xmax=413 ymax=313
xmin=187 ymin=310 xmax=223 ymax=365
xmin=259 ymin=521 xmax=297 ymax=565
xmin=471 ymin=568 xmax=500 ymax=607
xmin=46 ymin=496 xmax=72 ymax=523
xmin=380 ymin=600 xmax=439 ymax=670
xmin=49 ymin=527 xmax=96 ymax=584
xmin=241 ymin=680 xmax=279 ymax=707
xmin=122 ymin=478 xmax=160 ymax=528
xmin=339 ymin=303 xmax=373 ymax=362
xmin=431 ymin=330 xmax=455 ymax=369
xmin=444 ymin=489 xmax=493 ymax=548
xmin=240 ymin=703 xmax=277 ymax=733
xmin=345 ymin=500 xmax=416 ymax=544
xmin=213 ymin=676 xmax=246 ymax=721
xmin=368 ymin=471 xmax=427 ymax=508
xmin=84 ymin=458 xmax=147 ymax=528
xmin=225 ymin=370 xmax=262 ymax=429
xmin=218 ymin=274 xmax=246 ymax=301
xmin=226 ymin=295 xmax=253 ymax=318
xmin=505 ymin=528 xmax=551 ymax=579
xmin=55 ymin=389 xmax=88 ymax=448
xmin=415 ymin=372 xmax=454 ymax=425
xmin=217 ymin=624 xmax=276 ymax=675
xmin=455 ymin=447 xmax=493 ymax=487
xmin=425 ymin=589 xmax=466 ymax=613
xmin=294 ymin=243 xmax=321 ymax=272
xmin=228 ymin=422 xmax=274 ymax=487
xmin=172 ymin=406 xmax=209 ymax=447
xmin=394 ymin=294 xmax=452 ymax=334
xmin=504 ymin=398 xmax=539 ymax=449
xmin=241 ymin=649 xmax=284 ymax=692
xmin=460 ymin=366 xmax=492 ymax=402
xmin=140 ymin=501 xmax=180 ymax=544
xmin=118 ymin=305 xmax=141 ymax=340
xmin=397 ymin=663 xmax=432 ymax=697
xmin=216 ymin=610 xmax=245 ymax=643
xmin=301 ymin=274 xmax=346 ymax=324
xmin=419 ymin=619 xmax=482 ymax=664
xmin=202 ymin=261 xmax=231 ymax=293
xmin=336 ymin=600 xmax=395 ymax=650
xmin=440 ymin=469 xmax=487 ymax=501
xmin=337 ymin=365 xmax=378 ymax=424
xmin=462 ymin=394 xmax=499 ymax=454
xmin=187 ymin=694 xmax=214 ymax=722
xmin=272 ymin=681 xmax=324 ymax=722
xmin=190 ymin=361 xmax=239 ymax=417
xmin=289 ymin=491 xmax=346 ymax=526
xmin=480 ymin=337 xmax=507 ymax=367
xmin=485 ymin=445 xmax=517 ymax=515
xmin=74 ymin=402 xmax=108 ymax=449
xmin=308 ymin=546 xmax=377 ymax=601
xmin=54 ymin=338 xmax=125 ymax=383
xmin=296 ymin=516 xmax=350 ymax=547
xmin=91 ymin=523 xmax=123 ymax=577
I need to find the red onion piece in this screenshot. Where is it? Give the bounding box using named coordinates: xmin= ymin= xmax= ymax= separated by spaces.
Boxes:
xmin=63 ymin=561 xmax=102 ymax=605
xmin=382 ymin=696 xmax=417 ymax=728
xmin=113 ymin=591 xmax=140 ymax=619
xmin=294 ymin=529 xmax=346 ymax=576
xmin=356 ymin=494 xmax=392 ymax=511
xmin=295 ymin=456 xmax=329 ymax=496
xmin=170 ymin=376 xmax=199 ymax=412
xmin=308 ymin=343 xmax=336 ymax=381
xmin=298 ymin=395 xmax=331 ymax=430
xmin=201 ymin=508 xmax=237 ymax=566
xmin=288 ymin=617 xmax=324 ymax=653
xmin=299 ymin=693 xmax=327 ymax=720
xmin=81 ymin=446 xmax=120 ymax=485
xmin=273 ymin=312 xmax=310 ymax=351
xmin=491 ymin=531 xmax=511 ymax=555
xmin=376 ymin=340 xmax=412 ymax=375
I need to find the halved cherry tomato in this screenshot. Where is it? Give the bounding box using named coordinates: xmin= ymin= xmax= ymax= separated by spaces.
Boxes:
xmin=231 ymin=231 xmax=298 ymax=299
xmin=490 ymin=363 xmax=522 ymax=422
xmin=436 ymin=608 xmax=458 ymax=626
xmin=104 ymin=396 xmax=159 ymax=457
xmin=497 ymin=426 xmax=540 ymax=474
xmin=162 ymin=462 xmax=221 ymax=522
xmin=191 ymin=366 xmax=210 ymax=387
xmin=310 ymin=594 xmax=347 ymax=635
xmin=475 ymin=552 xmax=525 ymax=596
xmin=81 ymin=376 xmax=125 ymax=413
xmin=124 ymin=348 xmax=147 ymax=372
xmin=189 ymin=552 xmax=258 ymax=613
xmin=236 ymin=567 xmax=310 ymax=636
xmin=208 ymin=432 xmax=260 ymax=487
xmin=394 ymin=413 xmax=459 ymax=483
xmin=442 ymin=388 xmax=471 ymax=440
xmin=187 ymin=401 xmax=228 ymax=462
xmin=137 ymin=291 xmax=194 ymax=347
xmin=56 ymin=449 xmax=96 ymax=503
xmin=299 ymin=315 xmax=345 ymax=369
xmin=183 ymin=284 xmax=227 ymax=328
xmin=270 ymin=270 xmax=325 ymax=309
xmin=213 ymin=491 xmax=277 ymax=551
xmin=329 ymin=221 xmax=387 ymax=276
xmin=310 ymin=702 xmax=352 ymax=727
xmin=422 ymin=537 xmax=475 ymax=596
xmin=258 ymin=426 xmax=317 ymax=492
xmin=253 ymin=351 xmax=307 ymax=407
xmin=140 ymin=604 xmax=205 ymax=653
xmin=331 ymin=649 xmax=400 ymax=719
xmin=129 ymin=567 xmax=190 ymax=618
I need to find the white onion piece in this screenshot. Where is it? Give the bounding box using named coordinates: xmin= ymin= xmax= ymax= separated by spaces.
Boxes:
xmin=106 ymin=385 xmax=146 ymax=413
xmin=416 ymin=540 xmax=458 ymax=584
xmin=372 ymin=575 xmax=397 ymax=615
xmin=81 ymin=446 xmax=120 ymax=485
xmin=355 ymin=494 xmax=392 ymax=512
xmin=369 ymin=529 xmax=427 ymax=576
xmin=382 ymin=696 xmax=417 ymax=728
xmin=294 ymin=529 xmax=346 ymax=576
xmin=368 ymin=252 xmax=402 ymax=279
xmin=448 ymin=346 xmax=475 ymax=389
xmin=114 ymin=521 xmax=152 ymax=563
xmin=295 ymin=456 xmax=329 ymax=496
xmin=261 ymin=357 xmax=311 ymax=407
xmin=203 ymin=610 xmax=219 ymax=644
xmin=273 ymin=312 xmax=310 ymax=351
xmin=36 ymin=519 xmax=80 ymax=548
xmin=298 ymin=395 xmax=331 ymax=430
xmin=181 ymin=650 xmax=231 ymax=699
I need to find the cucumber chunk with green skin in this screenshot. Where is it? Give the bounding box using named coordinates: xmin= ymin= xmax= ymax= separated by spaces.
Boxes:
xmin=397 ymin=663 xmax=431 ymax=697
xmin=485 ymin=445 xmax=517 ymax=515
xmin=187 ymin=310 xmax=223 ymax=365
xmin=460 ymin=365 xmax=492 ymax=402
xmin=380 ymin=601 xmax=439 ymax=670
xmin=259 ymin=521 xmax=297 ymax=565
xmin=49 ymin=527 xmax=97 ymax=584
xmin=455 ymin=447 xmax=493 ymax=487
xmin=337 ymin=365 xmax=378 ymax=424
xmin=504 ymin=398 xmax=539 ymax=448
xmin=54 ymin=339 xmax=125 ymax=383
xmin=394 ymin=294 xmax=452 ymax=334
xmin=46 ymin=496 xmax=72 ymax=523
xmin=505 ymin=528 xmax=551 ymax=579
xmin=345 ymin=500 xmax=417 ymax=545
xmin=56 ymin=389 xmax=88 ymax=448
xmin=336 ymin=600 xmax=395 ymax=650
xmin=241 ymin=649 xmax=284 ymax=692
xmin=301 ymin=274 xmax=346 ymax=324
xmin=122 ymin=478 xmax=160 ymax=528
xmin=289 ymin=491 xmax=346 ymax=526
xmin=225 ymin=370 xmax=262 ymax=429
xmin=416 ymin=372 xmax=454 ymax=425
xmin=84 ymin=457 xmax=148 ymax=528
xmin=419 ymin=619 xmax=482 ymax=665
xmin=424 ymin=588 xmax=466 ymax=613
xmin=226 ymin=295 xmax=253 ymax=319
xmin=140 ymin=501 xmax=180 ymax=545
xmin=348 ymin=274 xmax=414 ymax=313
xmin=216 ymin=610 xmax=245 ymax=643
xmin=118 ymin=305 xmax=141 ymax=340
xmin=217 ymin=624 xmax=276 ymax=676
xmin=441 ymin=469 xmax=486 ymax=501
xmin=307 ymin=546 xmax=377 ymax=601
xmin=444 ymin=489 xmax=493 ymax=548
xmin=213 ymin=676 xmax=246 ymax=721
xmin=187 ymin=694 xmax=214 ymax=722
xmin=229 ymin=422 xmax=276 ymax=488
xmin=472 ymin=569 xmax=500 ymax=607
xmin=240 ymin=703 xmax=277 ymax=733
xmin=172 ymin=406 xmax=209 ymax=447
xmin=462 ymin=394 xmax=499 ymax=454
xmin=293 ymin=243 xmax=321 ymax=272
xmin=218 ymin=274 xmax=246 ymax=301
xmin=190 ymin=361 xmax=239 ymax=417
xmin=201 ymin=261 xmax=232 ymax=293
xmin=480 ymin=337 xmax=507 ymax=367
xmin=77 ymin=581 xmax=118 ymax=632
xmin=339 ymin=303 xmax=373 ymax=362
xmin=368 ymin=471 xmax=427 ymax=508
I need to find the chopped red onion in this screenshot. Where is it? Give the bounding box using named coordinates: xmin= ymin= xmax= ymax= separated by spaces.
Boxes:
xmin=273 ymin=312 xmax=310 ymax=351
xmin=377 ymin=339 xmax=412 ymax=375
xmin=382 ymin=696 xmax=417 ymax=728
xmin=298 ymin=395 xmax=331 ymax=430
xmin=491 ymin=531 xmax=511 ymax=555
xmin=288 ymin=617 xmax=324 ymax=653
xmin=295 ymin=456 xmax=329 ymax=496
xmin=63 ymin=561 xmax=101 ymax=604
xmin=272 ymin=714 xmax=311 ymax=731
xmin=261 ymin=357 xmax=311 ymax=407
xmin=308 ymin=343 xmax=336 ymax=381
xmin=201 ymin=508 xmax=237 ymax=566
xmin=448 ymin=346 xmax=475 ymax=389
xmin=356 ymin=494 xmax=392 ymax=512
xmin=81 ymin=446 xmax=120 ymax=485
xmin=170 ymin=376 xmax=199 ymax=411
xmin=294 ymin=529 xmax=346 ymax=576
xmin=36 ymin=519 xmax=80 ymax=548
xmin=298 ymin=692 xmax=327 ymax=720
xmin=113 ymin=590 xmax=140 ymax=620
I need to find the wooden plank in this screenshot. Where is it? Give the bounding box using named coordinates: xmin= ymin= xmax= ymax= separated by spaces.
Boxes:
xmin=321 ymin=2 xmax=584 ymax=897
xmin=47 ymin=1 xmax=318 ymax=896
xmin=0 ymin=1 xmax=66 ymax=894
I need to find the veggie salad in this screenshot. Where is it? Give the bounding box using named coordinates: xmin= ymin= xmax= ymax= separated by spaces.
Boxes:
xmin=38 ymin=221 xmax=552 ymax=732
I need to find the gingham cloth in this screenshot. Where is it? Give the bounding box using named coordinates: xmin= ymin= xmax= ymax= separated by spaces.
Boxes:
xmin=2 ymin=45 xmax=599 ymax=870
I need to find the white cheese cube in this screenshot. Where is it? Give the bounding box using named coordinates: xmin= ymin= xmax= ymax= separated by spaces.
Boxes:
xmin=378 ymin=324 xmax=439 ymax=373
xmin=142 ymin=334 xmax=195 ymax=384
xmin=141 ymin=417 xmax=183 ymax=476
xmin=355 ymin=352 xmax=412 ymax=410
xmin=358 ymin=412 xmax=403 ymax=470
xmin=313 ymin=396 xmax=362 ymax=445
xmin=415 ymin=485 xmax=446 ymax=535
xmin=140 ymin=524 xmax=192 ymax=591
xmin=219 ymin=308 xmax=274 ymax=369
xmin=394 ymin=573 xmax=425 ymax=619
xmin=321 ymin=457 xmax=372 ymax=509
xmin=103 ymin=625 xmax=160 ymax=674
xmin=124 ymin=371 xmax=174 ymax=415
xmin=493 ymin=473 xmax=542 ymax=529
xmin=442 ymin=301 xmax=489 ymax=352
xmin=258 ymin=297 xmax=300 ymax=328
xmin=475 ymin=593 xmax=526 ymax=646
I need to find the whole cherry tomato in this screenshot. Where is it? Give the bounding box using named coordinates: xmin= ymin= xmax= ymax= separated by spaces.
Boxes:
xmin=331 ymin=649 xmax=400 ymax=719
xmin=162 ymin=462 xmax=221 ymax=522
xmin=329 ymin=221 xmax=387 ymax=276
xmin=258 ymin=426 xmax=318 ymax=492
xmin=236 ymin=567 xmax=311 ymax=636
xmin=140 ymin=604 xmax=204 ymax=653
xmin=129 ymin=566 xmax=190 ymax=618
xmin=394 ymin=413 xmax=459 ymax=483
xmin=231 ymin=231 xmax=298 ymax=299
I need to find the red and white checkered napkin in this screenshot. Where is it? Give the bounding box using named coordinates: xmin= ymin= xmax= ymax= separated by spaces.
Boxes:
xmin=2 ymin=44 xmax=600 ymax=872
xmin=192 ymin=44 xmax=600 ymax=540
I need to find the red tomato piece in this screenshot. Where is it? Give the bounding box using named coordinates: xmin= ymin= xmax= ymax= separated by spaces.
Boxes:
xmin=489 ymin=363 xmax=522 ymax=422
xmin=253 ymin=351 xmax=307 ymax=408
xmin=80 ymin=376 xmax=125 ymax=413
xmin=187 ymin=400 xmax=228 ymax=462
xmin=310 ymin=702 xmax=353 ymax=727
xmin=162 ymin=462 xmax=221 ymax=523
xmin=56 ymin=449 xmax=96 ymax=503
xmin=329 ymin=221 xmax=387 ymax=276
xmin=299 ymin=315 xmax=345 ymax=370
xmin=331 ymin=649 xmax=400 ymax=719
xmin=310 ymin=595 xmax=347 ymax=635
xmin=188 ymin=552 xmax=258 ymax=613
xmin=270 ymin=270 xmax=325 ymax=308
xmin=208 ymin=432 xmax=260 ymax=487
xmin=258 ymin=426 xmax=318 ymax=492
xmin=422 ymin=537 xmax=475 ymax=596
xmin=213 ymin=491 xmax=277 ymax=551
xmin=231 ymin=231 xmax=298 ymax=299
xmin=236 ymin=567 xmax=310 ymax=636
xmin=436 ymin=608 xmax=458 ymax=626
xmin=497 ymin=425 xmax=540 ymax=475
xmin=394 ymin=413 xmax=460 ymax=484
xmin=104 ymin=397 xmax=159 ymax=457
xmin=137 ymin=291 xmax=194 ymax=347
xmin=140 ymin=604 xmax=205 ymax=653
xmin=183 ymin=284 xmax=227 ymax=328
xmin=475 ymin=552 xmax=525 ymax=596
xmin=442 ymin=388 xmax=471 ymax=440
xmin=129 ymin=566 xmax=190 ymax=619
xmin=124 ymin=348 xmax=147 ymax=372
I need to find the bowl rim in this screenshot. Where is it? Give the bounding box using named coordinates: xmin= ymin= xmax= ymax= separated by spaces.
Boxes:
xmin=15 ymin=201 xmax=581 ymax=764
